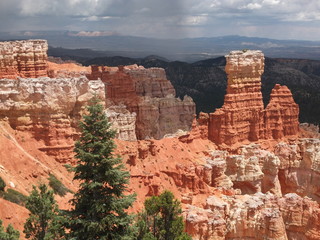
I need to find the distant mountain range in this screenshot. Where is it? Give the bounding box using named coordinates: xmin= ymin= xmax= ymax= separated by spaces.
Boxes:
xmin=1 ymin=31 xmax=320 ymax=62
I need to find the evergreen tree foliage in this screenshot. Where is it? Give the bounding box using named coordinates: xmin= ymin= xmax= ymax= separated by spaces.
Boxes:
xmin=0 ymin=220 xmax=20 ymax=240
xmin=0 ymin=176 xmax=6 ymax=192
xmin=67 ymin=97 xmax=136 ymax=240
xmin=135 ymin=191 xmax=191 ymax=240
xmin=23 ymin=184 xmax=64 ymax=240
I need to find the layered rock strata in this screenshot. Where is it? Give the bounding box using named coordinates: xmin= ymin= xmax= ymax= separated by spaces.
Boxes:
xmin=276 ymin=138 xmax=320 ymax=202
xmin=0 ymin=40 xmax=48 ymax=79
xmin=185 ymin=192 xmax=320 ymax=240
xmin=209 ymin=50 xmax=299 ymax=145
xmin=265 ymin=84 xmax=300 ymax=138
xmin=115 ymin=132 xmax=320 ymax=239
xmin=105 ymin=105 xmax=137 ymax=141
xmin=88 ymin=64 xmax=195 ymax=139
xmin=0 ymin=77 xmax=105 ymax=163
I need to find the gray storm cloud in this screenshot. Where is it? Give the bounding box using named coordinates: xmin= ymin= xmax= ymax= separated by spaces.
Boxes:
xmin=0 ymin=0 xmax=319 ymax=40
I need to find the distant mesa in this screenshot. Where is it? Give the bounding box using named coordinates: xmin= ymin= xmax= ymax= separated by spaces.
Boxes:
xmin=208 ymin=50 xmax=299 ymax=145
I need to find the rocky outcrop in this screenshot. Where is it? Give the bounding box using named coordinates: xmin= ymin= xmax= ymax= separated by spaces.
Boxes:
xmin=265 ymin=84 xmax=300 ymax=138
xmin=275 ymin=138 xmax=320 ymax=202
xmin=0 ymin=77 xmax=105 ymax=163
xmin=88 ymin=64 xmax=195 ymax=139
xmin=185 ymin=192 xmax=320 ymax=240
xmin=105 ymin=105 xmax=137 ymax=141
xmin=47 ymin=61 xmax=90 ymax=78
xmin=0 ymin=40 xmax=48 ymax=79
xmin=208 ymin=50 xmax=299 ymax=145
xmin=1 ymin=42 xmax=319 ymax=239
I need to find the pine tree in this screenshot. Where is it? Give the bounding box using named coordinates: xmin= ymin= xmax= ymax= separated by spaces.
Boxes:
xmin=136 ymin=191 xmax=191 ymax=240
xmin=0 ymin=220 xmax=20 ymax=240
xmin=0 ymin=176 xmax=6 ymax=192
xmin=67 ymin=97 xmax=135 ymax=240
xmin=23 ymin=184 xmax=64 ymax=240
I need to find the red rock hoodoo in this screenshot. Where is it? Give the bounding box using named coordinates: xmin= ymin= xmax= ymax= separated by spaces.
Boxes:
xmin=0 ymin=40 xmax=48 ymax=79
xmin=208 ymin=50 xmax=299 ymax=145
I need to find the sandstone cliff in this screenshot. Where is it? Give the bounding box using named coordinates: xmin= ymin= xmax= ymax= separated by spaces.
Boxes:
xmin=88 ymin=64 xmax=196 ymax=139
xmin=208 ymin=50 xmax=299 ymax=145
xmin=0 ymin=77 xmax=105 ymax=163
xmin=0 ymin=40 xmax=48 ymax=79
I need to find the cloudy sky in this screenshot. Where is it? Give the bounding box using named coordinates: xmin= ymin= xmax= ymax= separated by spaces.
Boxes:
xmin=1 ymin=0 xmax=320 ymax=40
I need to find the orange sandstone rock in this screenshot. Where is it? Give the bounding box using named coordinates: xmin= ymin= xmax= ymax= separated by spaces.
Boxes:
xmin=209 ymin=50 xmax=299 ymax=145
xmin=0 ymin=40 xmax=48 ymax=79
xmin=265 ymin=84 xmax=299 ymax=139
xmin=47 ymin=61 xmax=90 ymax=78
xmin=88 ymin=64 xmax=195 ymax=139
xmin=0 ymin=77 xmax=105 ymax=163
xmin=185 ymin=193 xmax=320 ymax=240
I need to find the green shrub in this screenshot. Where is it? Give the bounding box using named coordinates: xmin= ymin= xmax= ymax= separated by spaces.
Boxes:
xmin=48 ymin=174 xmax=71 ymax=197
xmin=0 ymin=177 xmax=6 ymax=192
xmin=0 ymin=220 xmax=20 ymax=240
xmin=1 ymin=189 xmax=27 ymax=206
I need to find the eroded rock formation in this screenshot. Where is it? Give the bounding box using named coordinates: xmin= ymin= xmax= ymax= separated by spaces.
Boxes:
xmin=105 ymin=105 xmax=137 ymax=141
xmin=185 ymin=192 xmax=320 ymax=240
xmin=209 ymin=50 xmax=299 ymax=145
xmin=276 ymin=138 xmax=320 ymax=202
xmin=88 ymin=64 xmax=195 ymax=139
xmin=0 ymin=77 xmax=105 ymax=163
xmin=1 ymin=41 xmax=319 ymax=239
xmin=265 ymin=84 xmax=300 ymax=138
xmin=0 ymin=40 xmax=48 ymax=79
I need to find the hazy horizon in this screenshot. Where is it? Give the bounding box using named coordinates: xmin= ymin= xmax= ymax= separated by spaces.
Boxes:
xmin=1 ymin=0 xmax=320 ymax=41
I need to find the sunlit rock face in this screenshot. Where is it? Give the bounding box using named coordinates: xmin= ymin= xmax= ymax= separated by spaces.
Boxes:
xmin=1 ymin=41 xmax=318 ymax=239
xmin=0 ymin=40 xmax=48 ymax=79
xmin=0 ymin=77 xmax=105 ymax=163
xmin=185 ymin=192 xmax=320 ymax=240
xmin=209 ymin=50 xmax=299 ymax=145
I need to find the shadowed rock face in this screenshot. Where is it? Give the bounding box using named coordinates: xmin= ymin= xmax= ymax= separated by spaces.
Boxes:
xmin=0 ymin=40 xmax=48 ymax=79
xmin=208 ymin=50 xmax=299 ymax=145
xmin=88 ymin=64 xmax=196 ymax=139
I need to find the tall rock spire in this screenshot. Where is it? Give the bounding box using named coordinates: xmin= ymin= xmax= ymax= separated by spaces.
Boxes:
xmin=208 ymin=50 xmax=299 ymax=145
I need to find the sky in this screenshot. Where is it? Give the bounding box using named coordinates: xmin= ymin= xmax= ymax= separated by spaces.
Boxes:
xmin=1 ymin=0 xmax=320 ymax=40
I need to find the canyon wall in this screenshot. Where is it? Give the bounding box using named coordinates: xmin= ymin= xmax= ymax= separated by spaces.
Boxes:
xmin=1 ymin=40 xmax=319 ymax=239
xmin=208 ymin=50 xmax=299 ymax=145
xmin=88 ymin=64 xmax=195 ymax=139
xmin=0 ymin=40 xmax=48 ymax=79
xmin=0 ymin=40 xmax=194 ymax=141
xmin=0 ymin=77 xmax=105 ymax=163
